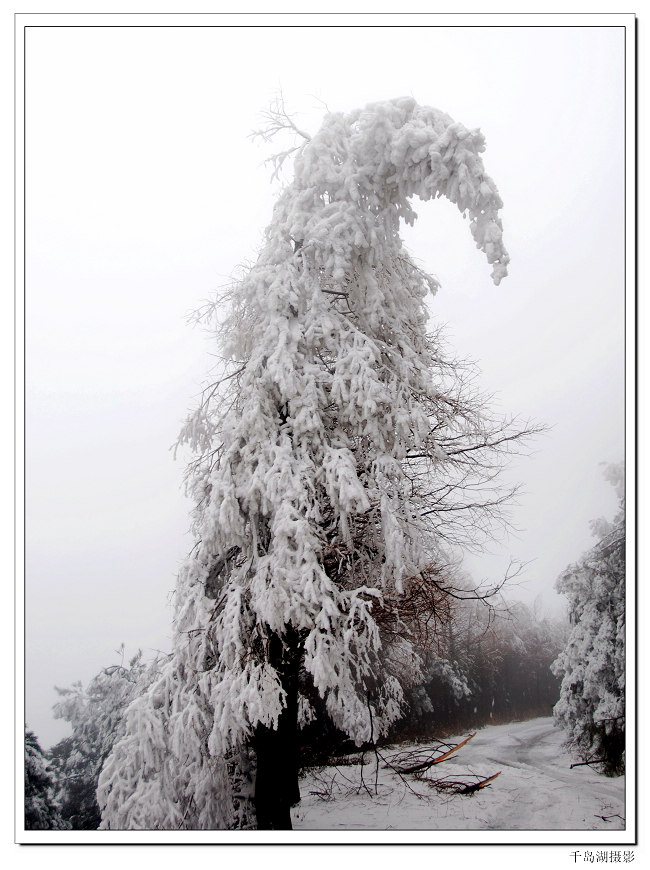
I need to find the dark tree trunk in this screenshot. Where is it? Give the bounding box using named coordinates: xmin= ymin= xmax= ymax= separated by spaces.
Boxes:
xmin=253 ymin=628 xmax=302 ymax=830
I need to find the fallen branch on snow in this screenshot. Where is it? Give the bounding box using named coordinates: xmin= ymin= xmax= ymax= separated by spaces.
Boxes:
xmin=383 ymin=733 xmax=477 ymax=774
xmin=417 ymin=771 xmax=502 ymax=795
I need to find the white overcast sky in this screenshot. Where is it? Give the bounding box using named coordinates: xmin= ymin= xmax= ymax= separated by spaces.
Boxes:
xmin=22 ymin=18 xmax=631 ymax=748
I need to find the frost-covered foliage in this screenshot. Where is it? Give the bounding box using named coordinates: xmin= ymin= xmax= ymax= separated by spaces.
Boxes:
xmin=409 ymin=658 xmax=471 ymax=720
xmin=50 ymin=648 xmax=167 ymax=829
xmin=97 ymin=652 xmax=249 ymax=830
xmin=174 ymin=97 xmax=515 ymax=742
xmin=100 ymin=97 xmax=531 ymax=829
xmin=552 ymin=463 xmax=625 ymax=775
xmin=24 ymin=727 xmax=67 ymax=830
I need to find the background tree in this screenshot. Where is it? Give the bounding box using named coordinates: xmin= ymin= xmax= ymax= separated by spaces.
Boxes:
xmin=551 ymin=462 xmax=625 ymax=775
xmin=24 ymin=727 xmax=67 ymax=830
xmin=49 ymin=647 xmax=168 ymax=829
xmin=390 ymin=590 xmax=566 ymax=740
xmin=99 ymin=96 xmax=539 ymax=830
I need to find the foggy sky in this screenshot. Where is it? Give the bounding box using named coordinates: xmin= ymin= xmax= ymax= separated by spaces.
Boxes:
xmin=23 ymin=21 xmax=627 ymax=747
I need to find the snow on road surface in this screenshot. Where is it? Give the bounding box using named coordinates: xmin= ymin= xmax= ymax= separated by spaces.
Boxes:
xmin=292 ymin=717 xmax=625 ymax=831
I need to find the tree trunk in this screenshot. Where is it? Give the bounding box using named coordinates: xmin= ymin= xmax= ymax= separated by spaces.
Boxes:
xmin=253 ymin=629 xmax=301 ymax=830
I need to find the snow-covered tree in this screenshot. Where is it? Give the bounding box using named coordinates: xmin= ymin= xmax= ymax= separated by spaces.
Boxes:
xmin=552 ymin=463 xmax=625 ymax=775
xmin=49 ymin=648 xmax=168 ymax=828
xmin=24 ymin=727 xmax=67 ymax=830
xmin=99 ymin=97 xmax=537 ymax=830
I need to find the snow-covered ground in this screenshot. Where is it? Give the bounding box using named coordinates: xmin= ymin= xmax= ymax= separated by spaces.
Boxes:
xmin=292 ymin=717 xmax=625 ymax=832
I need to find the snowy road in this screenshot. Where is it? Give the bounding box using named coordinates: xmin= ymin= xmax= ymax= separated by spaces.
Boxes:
xmin=292 ymin=717 xmax=626 ymax=832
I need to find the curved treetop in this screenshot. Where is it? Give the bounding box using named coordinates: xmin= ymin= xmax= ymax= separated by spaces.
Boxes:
xmin=273 ymin=96 xmax=509 ymax=286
